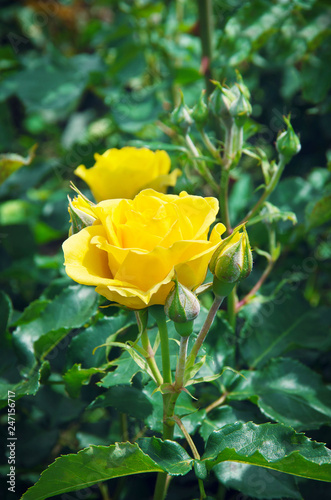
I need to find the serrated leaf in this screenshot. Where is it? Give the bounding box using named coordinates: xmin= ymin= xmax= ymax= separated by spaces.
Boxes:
xmin=201 ymin=422 xmax=331 ymax=482
xmin=88 ymin=385 xmax=154 ymax=420
xmin=66 ymin=314 xmax=135 ymax=368
xmin=214 ymin=462 xmax=302 ymax=499
xmin=12 ymin=285 xmax=99 ymax=370
xmin=21 ymin=440 xmax=192 ymax=500
xmin=139 ymin=437 xmax=193 ymax=476
xmin=226 ymin=358 xmax=331 ymax=431
xmin=239 ymin=294 xmax=331 ymax=368
xmin=0 ymin=369 xmax=40 ymax=409
xmin=99 ymin=351 xmax=141 ymax=387
xmin=200 ymin=403 xmax=267 ymax=443
xmin=21 ymin=442 xmax=162 ymax=500
xmin=63 ymin=364 xmax=104 ymax=398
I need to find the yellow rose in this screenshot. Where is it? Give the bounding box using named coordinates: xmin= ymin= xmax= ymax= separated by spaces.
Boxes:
xmin=74 ymin=147 xmax=180 ymax=202
xmin=62 ymin=189 xmax=225 ymax=309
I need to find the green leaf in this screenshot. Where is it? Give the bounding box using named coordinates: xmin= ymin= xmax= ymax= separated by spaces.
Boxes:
xmin=139 ymin=437 xmax=193 ymax=476
xmin=63 ymin=364 xmax=104 ymax=398
xmin=99 ymin=351 xmax=142 ymax=387
xmin=227 ymin=358 xmax=331 ymax=431
xmin=0 ymin=144 xmax=37 ymax=185
xmin=21 ymin=439 xmax=193 ymax=500
xmin=239 ymin=294 xmax=331 ymax=368
xmin=200 ymin=403 xmax=267 ymax=443
xmin=12 ymin=285 xmax=99 ymax=369
xmin=201 ymin=422 xmax=331 ymax=482
xmin=306 ymin=193 xmax=331 ymax=229
xmin=214 ymin=462 xmax=302 ymax=499
xmin=0 ymin=368 xmax=40 ymax=409
xmin=0 ymin=290 xmax=12 ymax=335
xmin=88 ymin=385 xmax=154 ymax=420
xmin=66 ymin=314 xmax=135 ymax=368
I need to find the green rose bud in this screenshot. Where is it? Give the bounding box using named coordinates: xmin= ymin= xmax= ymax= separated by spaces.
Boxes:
xmin=164 ymin=278 xmax=200 ymax=337
xmin=276 ymin=115 xmax=301 ymax=162
xmin=191 ymin=90 xmax=209 ymax=127
xmin=208 ymin=81 xmax=239 ymax=127
xmin=229 ymin=85 xmax=252 ymax=127
xmin=209 ymin=225 xmax=253 ymax=297
xmin=171 ymin=91 xmax=193 ymax=134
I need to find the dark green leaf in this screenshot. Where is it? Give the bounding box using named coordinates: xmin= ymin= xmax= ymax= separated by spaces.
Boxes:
xmin=88 ymin=385 xmax=154 ymax=420
xmin=239 ymin=295 xmax=331 ymax=368
xmin=306 ymin=193 xmax=331 ymax=229
xmin=214 ymin=462 xmax=302 ymax=499
xmin=12 ymin=285 xmax=99 ymax=369
xmin=63 ymin=364 xmax=104 ymax=398
xmin=0 ymin=290 xmax=12 ymax=335
xmin=66 ymin=314 xmax=135 ymax=368
xmin=201 ymin=422 xmax=331 ymax=482
xmin=0 ymin=369 xmax=40 ymax=409
xmin=139 ymin=437 xmax=193 ymax=476
xmin=21 ymin=440 xmax=192 ymax=500
xmin=227 ymin=358 xmax=331 ymax=431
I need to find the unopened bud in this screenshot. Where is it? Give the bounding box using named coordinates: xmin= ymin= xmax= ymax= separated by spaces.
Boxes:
xmin=209 ymin=81 xmax=239 ymax=127
xmin=164 ymin=278 xmax=200 ymax=336
xmin=276 ymin=115 xmax=301 ymax=162
xmin=229 ymin=86 xmax=252 ymax=127
xmin=209 ymin=225 xmax=253 ymax=297
xmin=68 ymin=195 xmax=96 ymax=235
xmin=191 ymin=90 xmax=209 ymax=127
xmin=171 ymin=91 xmax=193 ymax=134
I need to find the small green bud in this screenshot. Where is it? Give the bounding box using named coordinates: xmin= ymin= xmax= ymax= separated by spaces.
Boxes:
xmin=229 ymin=86 xmax=252 ymax=127
xmin=208 ymin=81 xmax=239 ymax=127
xmin=276 ymin=115 xmax=301 ymax=162
xmin=191 ymin=90 xmax=209 ymax=127
xmin=68 ymin=196 xmax=96 ymax=235
xmin=164 ymin=278 xmax=200 ymax=336
xmin=209 ymin=225 xmax=253 ymax=296
xmin=171 ymin=91 xmax=193 ymax=134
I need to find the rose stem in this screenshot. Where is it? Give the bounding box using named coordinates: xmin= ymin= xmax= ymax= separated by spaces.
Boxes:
xmin=186 ymin=295 xmax=224 ymax=368
xmin=174 ymin=336 xmax=189 ymax=391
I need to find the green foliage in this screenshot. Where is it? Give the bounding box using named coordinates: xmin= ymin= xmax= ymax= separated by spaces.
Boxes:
xmin=0 ymin=1 xmax=330 ymax=499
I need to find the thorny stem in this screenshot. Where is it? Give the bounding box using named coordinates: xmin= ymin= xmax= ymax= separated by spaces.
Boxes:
xmin=240 ymin=157 xmax=287 ymax=224
xmin=227 ymin=286 xmax=237 ymax=331
xmin=186 ymin=295 xmax=224 ymax=368
xmin=197 ymin=0 xmax=214 ymax=96
xmin=153 ymin=307 xmax=176 ymax=500
xmin=141 ymin=329 xmax=163 ymax=386
xmin=236 ymin=258 xmax=275 ymax=312
xmin=172 ymin=416 xmax=206 ymax=500
xmin=174 ymin=336 xmax=189 ymax=391
xmin=185 ymin=134 xmax=219 ymax=192
xmin=205 ymin=392 xmax=228 ymax=414
xmin=220 ymin=167 xmax=231 ymax=232
xmin=136 ymin=311 xmax=163 ymax=386
xmin=199 ymin=128 xmax=220 ymax=160
xmin=153 ymin=308 xmax=172 ymax=385
xmin=98 ymin=483 xmax=111 ymax=500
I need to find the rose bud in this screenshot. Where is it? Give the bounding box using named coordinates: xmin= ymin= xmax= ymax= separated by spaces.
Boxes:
xmin=209 ymin=225 xmax=253 ymax=297
xmin=164 ymin=277 xmax=200 ymax=337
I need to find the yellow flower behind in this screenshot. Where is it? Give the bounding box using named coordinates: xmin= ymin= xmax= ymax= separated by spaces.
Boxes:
xmin=74 ymin=147 xmax=180 ymax=202
xmin=63 ymin=189 xmax=225 ymax=309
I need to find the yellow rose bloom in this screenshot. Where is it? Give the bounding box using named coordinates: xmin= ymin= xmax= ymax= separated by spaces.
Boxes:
xmin=63 ymin=189 xmax=225 ymax=309
xmin=74 ymin=147 xmax=180 ymax=202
